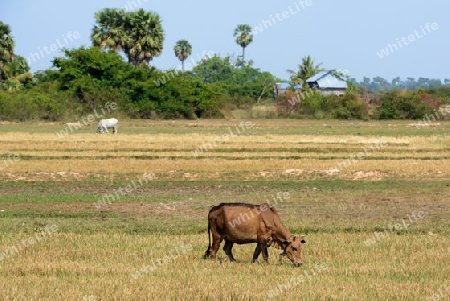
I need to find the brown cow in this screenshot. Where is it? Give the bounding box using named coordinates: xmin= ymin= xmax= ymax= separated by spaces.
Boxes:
xmin=203 ymin=203 xmax=305 ymax=266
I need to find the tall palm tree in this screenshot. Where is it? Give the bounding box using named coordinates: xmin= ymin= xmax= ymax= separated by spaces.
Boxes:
xmin=90 ymin=8 xmax=164 ymax=66
xmin=124 ymin=9 xmax=164 ymax=65
xmin=0 ymin=21 xmax=15 ymax=76
xmin=287 ymin=55 xmax=325 ymax=86
xmin=91 ymin=8 xmax=128 ymax=52
xmin=174 ymin=40 xmax=192 ymax=71
xmin=233 ymin=24 xmax=253 ymax=65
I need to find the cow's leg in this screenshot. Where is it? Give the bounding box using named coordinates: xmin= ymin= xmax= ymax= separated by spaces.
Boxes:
xmin=209 ymin=233 xmax=223 ymax=259
xmin=113 ymin=126 xmax=117 ymax=134
xmin=258 ymin=237 xmax=270 ymax=262
xmin=252 ymin=244 xmax=262 ymax=263
xmin=104 ymin=127 xmax=109 ymax=134
xmin=261 ymin=243 xmax=269 ymax=262
xmin=223 ymin=240 xmax=235 ymax=262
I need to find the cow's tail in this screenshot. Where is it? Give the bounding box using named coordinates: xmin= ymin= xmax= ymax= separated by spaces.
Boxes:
xmin=203 ymin=219 xmax=211 ymax=259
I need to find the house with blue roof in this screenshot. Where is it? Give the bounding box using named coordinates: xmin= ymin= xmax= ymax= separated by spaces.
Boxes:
xmin=306 ymin=71 xmax=348 ymax=95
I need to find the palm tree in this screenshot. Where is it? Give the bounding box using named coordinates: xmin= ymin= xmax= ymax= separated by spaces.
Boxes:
xmin=124 ymin=9 xmax=164 ymax=65
xmin=174 ymin=40 xmax=192 ymax=71
xmin=91 ymin=8 xmax=164 ymax=66
xmin=0 ymin=21 xmax=15 ymax=77
xmin=0 ymin=23 xmax=32 ymax=90
xmin=1 ymin=55 xmax=32 ymax=91
xmin=91 ymin=8 xmax=128 ymax=52
xmin=287 ymin=55 xmax=325 ymax=86
xmin=233 ymin=24 xmax=253 ymax=65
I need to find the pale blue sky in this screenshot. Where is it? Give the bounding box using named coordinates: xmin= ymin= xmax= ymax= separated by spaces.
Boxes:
xmin=1 ymin=0 xmax=449 ymax=81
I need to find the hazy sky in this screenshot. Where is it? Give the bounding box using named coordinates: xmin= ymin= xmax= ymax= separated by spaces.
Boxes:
xmin=1 ymin=0 xmax=449 ymax=82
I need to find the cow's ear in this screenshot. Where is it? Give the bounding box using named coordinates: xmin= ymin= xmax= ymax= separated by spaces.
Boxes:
xmin=282 ymin=240 xmax=289 ymax=248
xmin=301 ymin=239 xmax=306 ymax=244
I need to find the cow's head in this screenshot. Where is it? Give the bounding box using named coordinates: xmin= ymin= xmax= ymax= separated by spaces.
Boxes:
xmin=282 ymin=235 xmax=306 ymax=267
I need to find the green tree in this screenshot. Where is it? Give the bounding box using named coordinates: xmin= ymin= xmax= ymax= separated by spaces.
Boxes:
xmin=0 ymin=21 xmax=16 ymax=80
xmin=173 ymin=39 xmax=192 ymax=71
xmin=362 ymin=77 xmax=371 ymax=87
xmin=417 ymin=77 xmax=430 ymax=89
xmin=233 ymin=24 xmax=253 ymax=65
xmin=287 ymin=55 xmax=325 ymax=86
xmin=406 ymin=77 xmax=416 ymax=90
xmin=191 ymin=54 xmax=275 ymax=106
xmin=49 ymin=46 xmax=224 ymax=119
xmin=1 ymin=55 xmax=32 ymax=91
xmin=91 ymin=8 xmax=164 ymax=66
xmin=428 ymin=79 xmax=442 ymax=88
xmin=91 ymin=8 xmax=127 ymax=52
xmin=192 ymin=55 xmax=234 ymax=83
xmin=0 ymin=22 xmax=32 ymax=91
xmin=372 ymin=76 xmax=390 ymax=92
xmin=125 ymin=9 xmax=164 ymax=65
xmin=391 ymin=76 xmax=401 ymax=87
xmin=52 ymin=46 xmax=132 ymax=110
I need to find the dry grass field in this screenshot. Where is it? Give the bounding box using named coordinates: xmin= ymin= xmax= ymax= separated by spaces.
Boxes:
xmin=0 ymin=119 xmax=449 ymax=300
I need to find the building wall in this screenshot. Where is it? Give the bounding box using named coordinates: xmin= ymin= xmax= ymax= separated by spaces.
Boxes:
xmin=319 ymin=88 xmax=346 ymax=96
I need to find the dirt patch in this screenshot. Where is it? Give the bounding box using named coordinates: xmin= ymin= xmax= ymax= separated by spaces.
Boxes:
xmin=408 ymin=122 xmax=441 ymax=127
xmin=352 ymin=170 xmax=385 ymax=180
xmin=4 ymin=172 xmax=88 ymax=181
xmin=284 ymin=169 xmax=304 ymax=176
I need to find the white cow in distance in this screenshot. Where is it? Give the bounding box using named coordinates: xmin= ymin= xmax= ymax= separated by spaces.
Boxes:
xmin=96 ymin=118 xmax=118 ymax=134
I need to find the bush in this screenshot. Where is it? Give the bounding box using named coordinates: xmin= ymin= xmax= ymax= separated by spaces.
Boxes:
xmin=376 ymin=90 xmax=437 ymax=119
xmin=330 ymin=93 xmax=368 ymax=119
xmin=294 ymin=90 xmax=368 ymax=119
xmin=0 ymin=90 xmax=40 ymax=121
xmin=424 ymin=86 xmax=450 ymax=104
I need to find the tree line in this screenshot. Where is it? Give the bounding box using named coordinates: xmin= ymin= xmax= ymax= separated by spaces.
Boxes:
xmin=0 ymin=9 xmax=449 ymax=122
xmin=351 ymin=76 xmax=449 ymax=92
